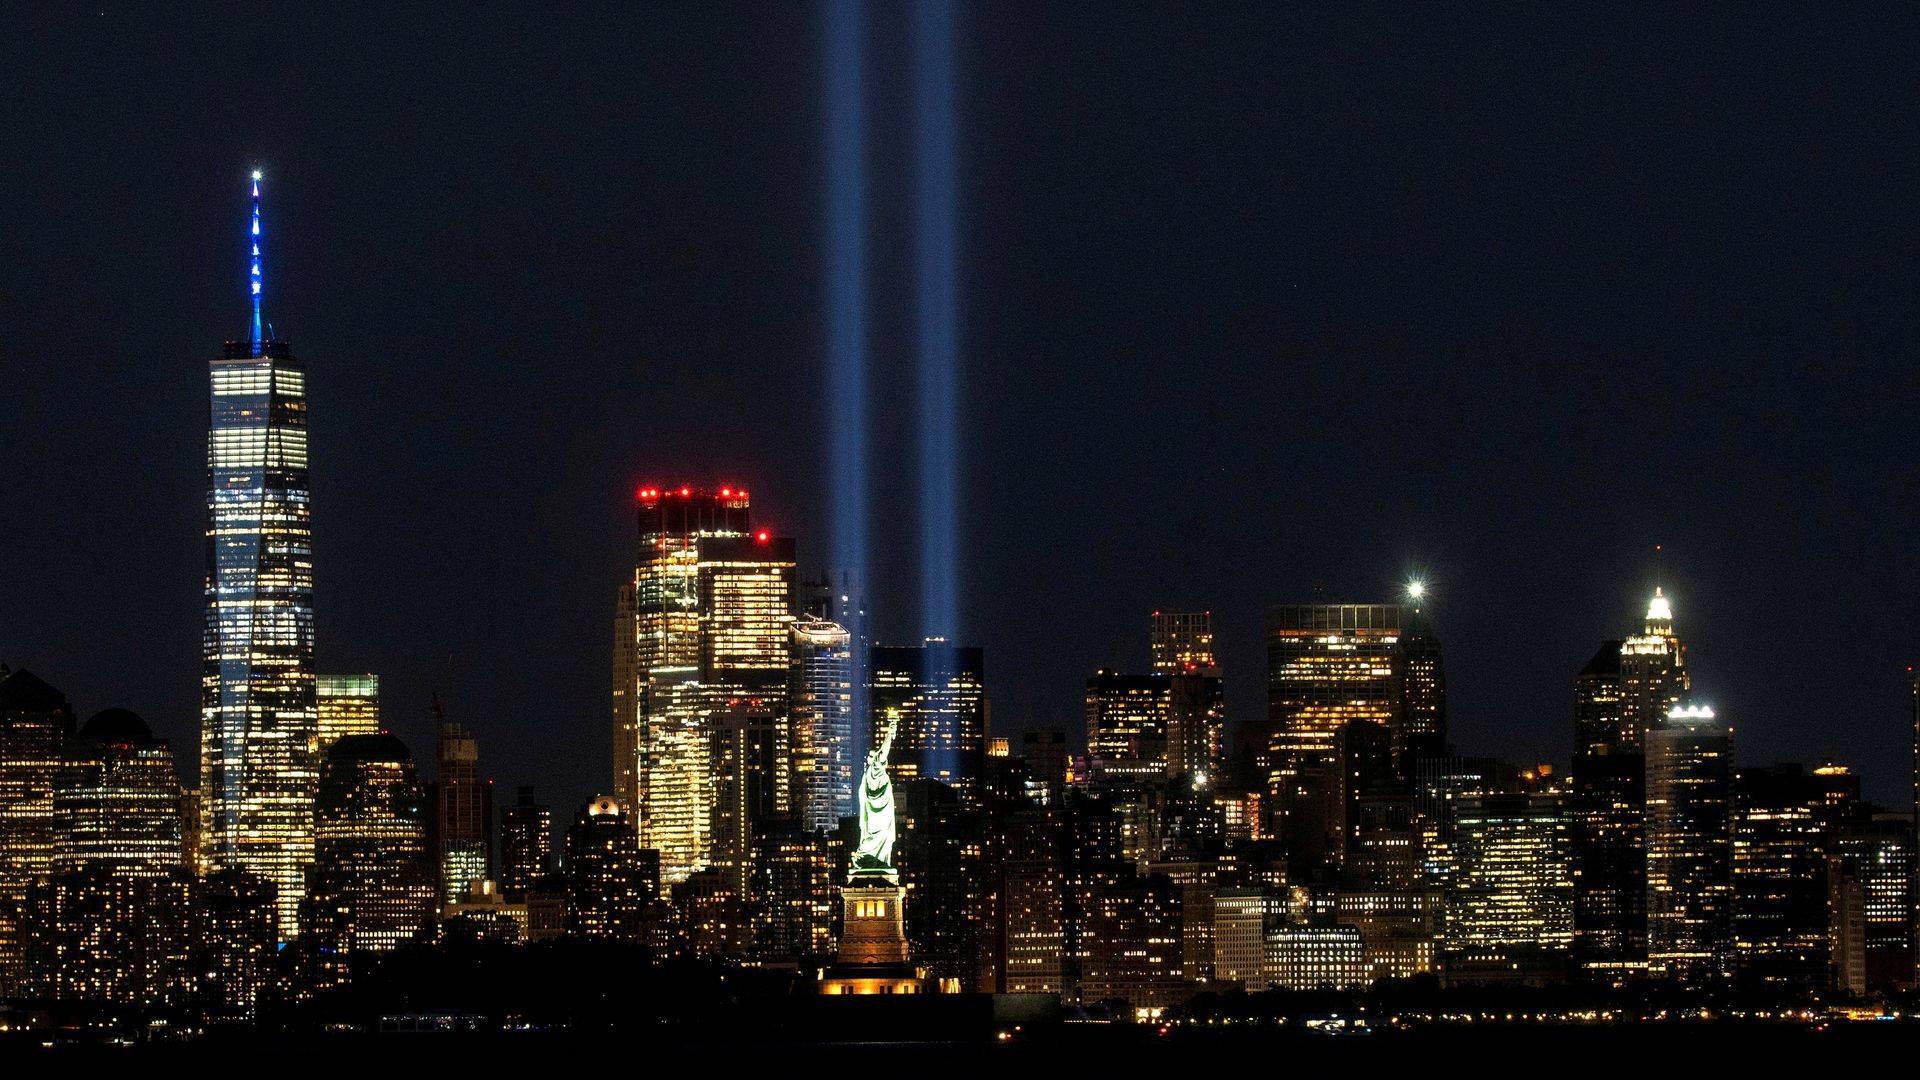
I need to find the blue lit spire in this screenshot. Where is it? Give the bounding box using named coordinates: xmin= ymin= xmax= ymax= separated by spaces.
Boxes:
xmin=249 ymin=170 xmax=264 ymax=349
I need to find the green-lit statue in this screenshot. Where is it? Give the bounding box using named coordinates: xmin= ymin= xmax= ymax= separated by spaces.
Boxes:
xmin=851 ymin=711 xmax=897 ymax=878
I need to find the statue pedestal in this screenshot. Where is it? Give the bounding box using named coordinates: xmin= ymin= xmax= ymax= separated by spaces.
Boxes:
xmin=835 ymin=876 xmax=909 ymax=965
xmin=818 ymin=875 xmax=934 ymax=994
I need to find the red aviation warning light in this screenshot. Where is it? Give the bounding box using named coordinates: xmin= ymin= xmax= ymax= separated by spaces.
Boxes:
xmin=755 ymin=530 xmax=770 ymax=544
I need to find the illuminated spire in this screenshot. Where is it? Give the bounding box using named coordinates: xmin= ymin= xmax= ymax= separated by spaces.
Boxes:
xmin=1647 ymin=586 xmax=1672 ymax=625
xmin=249 ymin=170 xmax=264 ymax=350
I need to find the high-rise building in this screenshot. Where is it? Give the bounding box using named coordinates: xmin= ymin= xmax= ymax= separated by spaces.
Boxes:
xmin=790 ymin=620 xmax=855 ymax=832
xmin=1570 ymin=639 xmax=1646 ymax=977
xmin=1645 ymin=704 xmax=1733 ymax=981
xmin=28 ymin=866 xmax=198 ymax=1008
xmin=1264 ymin=604 xmax=1413 ymax=869
xmin=1267 ymin=925 xmax=1369 ymax=990
xmin=201 ymin=174 xmax=318 ymax=940
xmin=53 ymin=710 xmax=183 ymax=875
xmin=1397 ymin=599 xmax=1448 ymax=766
xmin=870 ymin=641 xmax=985 ymax=802
xmin=1079 ymin=873 xmax=1187 ymax=1015
xmin=304 ymin=734 xmax=436 ymax=981
xmin=1829 ymin=811 xmax=1914 ymax=993
xmin=1212 ymin=885 xmax=1287 ymax=987
xmin=316 ymin=674 xmax=379 ymax=750
xmin=1085 ymin=672 xmax=1171 ymax=786
xmin=499 ymin=786 xmax=554 ymax=899
xmin=565 ymin=797 xmax=660 ymax=941
xmin=1443 ymin=792 xmax=1574 ymax=964
xmin=1620 ymin=589 xmax=1689 ymax=744
xmin=1731 ymin=764 xmax=1851 ymax=990
xmin=1150 ymin=611 xmax=1215 ymax=672
xmin=0 ymin=668 xmax=76 ymax=994
xmin=433 ymin=710 xmax=491 ymax=904
xmin=614 ymin=486 xmax=795 ymax=882
xmin=198 ymin=868 xmax=278 ymax=1023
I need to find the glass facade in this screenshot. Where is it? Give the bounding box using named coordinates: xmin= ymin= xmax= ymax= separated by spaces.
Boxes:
xmin=790 ymin=620 xmax=855 ymax=833
xmin=869 ymin=641 xmax=985 ymax=802
xmin=316 ymin=674 xmax=379 ymax=751
xmin=615 ymin=487 xmax=796 ymax=884
xmin=202 ymin=314 xmax=316 ymax=941
xmin=1645 ymin=704 xmax=1734 ymax=981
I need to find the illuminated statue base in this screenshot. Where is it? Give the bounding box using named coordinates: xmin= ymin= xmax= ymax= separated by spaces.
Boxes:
xmin=817 ymin=875 xmax=942 ymax=995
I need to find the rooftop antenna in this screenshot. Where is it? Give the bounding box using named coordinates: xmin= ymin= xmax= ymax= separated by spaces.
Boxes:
xmin=249 ymin=170 xmax=264 ymax=350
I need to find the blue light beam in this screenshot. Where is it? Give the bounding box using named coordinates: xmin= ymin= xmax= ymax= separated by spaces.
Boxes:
xmin=825 ymin=0 xmax=868 ymax=590
xmin=914 ymin=0 xmax=958 ymax=646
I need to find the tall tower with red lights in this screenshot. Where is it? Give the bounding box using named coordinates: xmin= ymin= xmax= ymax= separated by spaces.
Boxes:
xmin=613 ymin=486 xmax=795 ymax=884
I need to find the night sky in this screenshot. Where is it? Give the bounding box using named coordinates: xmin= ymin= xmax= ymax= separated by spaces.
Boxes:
xmin=4 ymin=5 xmax=1917 ymax=814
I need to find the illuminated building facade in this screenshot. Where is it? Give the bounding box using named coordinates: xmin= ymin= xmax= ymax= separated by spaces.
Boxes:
xmin=199 ymin=868 xmax=278 ymax=1022
xmin=433 ymin=713 xmax=491 ymax=904
xmin=1213 ymin=886 xmax=1287 ymax=987
xmin=1079 ymin=873 xmax=1187 ymax=1015
xmin=1645 ymin=704 xmax=1733 ymax=981
xmin=305 ymin=734 xmax=436 ymax=978
xmin=1085 ymin=671 xmax=1171 ymax=785
xmin=498 ymin=785 xmax=554 ymax=898
xmin=201 ymin=174 xmax=318 ymax=940
xmin=53 ymin=710 xmax=183 ymax=874
xmin=1571 ymin=639 xmax=1646 ymax=976
xmin=0 ymin=668 xmax=76 ymax=994
xmin=28 ymin=867 xmax=198 ymax=1007
xmin=316 ymin=674 xmax=379 ymax=750
xmin=1150 ymin=611 xmax=1215 ymax=672
xmin=1267 ymin=925 xmax=1368 ymax=990
xmin=615 ymin=486 xmax=794 ymax=882
xmin=1264 ymin=604 xmax=1406 ymax=868
xmin=749 ymin=818 xmax=837 ymax=960
xmin=1731 ymin=763 xmax=1852 ymax=989
xmin=869 ymin=641 xmax=985 ymax=802
xmin=790 ymin=620 xmax=855 ymax=832
xmin=1829 ymin=813 xmax=1915 ymax=992
xmin=1444 ymin=792 xmax=1574 ymax=960
xmin=564 ymin=797 xmax=659 ymax=940
xmin=1397 ymin=602 xmax=1448 ymax=766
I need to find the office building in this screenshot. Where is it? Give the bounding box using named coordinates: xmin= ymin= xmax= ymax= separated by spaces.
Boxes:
xmin=499 ymin=785 xmax=554 ymax=898
xmin=870 ymin=641 xmax=985 ymax=802
xmin=305 ymin=734 xmax=436 ymax=978
xmin=316 ymin=674 xmax=379 ymax=750
xmin=1085 ymin=671 xmax=1171 ymax=785
xmin=1444 ymin=792 xmax=1574 ymax=962
xmin=0 ymin=668 xmax=77 ymax=994
xmin=1645 ymin=704 xmax=1733 ymax=981
xmin=1150 ymin=611 xmax=1215 ymax=672
xmin=790 ymin=620 xmax=855 ymax=832
xmin=201 ymin=174 xmax=318 ymax=940
xmin=433 ymin=711 xmax=491 ymax=904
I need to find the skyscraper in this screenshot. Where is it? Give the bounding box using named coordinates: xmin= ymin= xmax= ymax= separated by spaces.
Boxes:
xmin=305 ymin=734 xmax=436 ymax=981
xmin=0 ymin=668 xmax=76 ymax=994
xmin=870 ymin=641 xmax=985 ymax=802
xmin=790 ymin=620 xmax=855 ymax=832
xmin=499 ymin=785 xmax=554 ymax=899
xmin=614 ymin=486 xmax=795 ymax=882
xmin=1085 ymin=671 xmax=1171 ymax=786
xmin=1443 ymin=792 xmax=1575 ymax=966
xmin=434 ymin=709 xmax=491 ymax=903
xmin=1571 ymin=639 xmax=1647 ymax=976
xmin=201 ymin=173 xmax=317 ymax=940
xmin=316 ymin=674 xmax=379 ymax=750
xmin=52 ymin=710 xmax=184 ymax=875
xmin=1730 ymin=763 xmax=1850 ymax=990
xmin=1645 ymin=704 xmax=1734 ymax=981
xmin=1620 ymin=589 xmax=1689 ymax=743
xmin=1264 ymin=604 xmax=1405 ymax=869
xmin=1150 ymin=611 xmax=1215 ymax=672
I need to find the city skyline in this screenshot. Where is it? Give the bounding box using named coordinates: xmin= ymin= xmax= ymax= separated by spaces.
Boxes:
xmin=2 ymin=3 xmax=1918 ymax=1046
xmin=5 ymin=9 xmax=1915 ymax=823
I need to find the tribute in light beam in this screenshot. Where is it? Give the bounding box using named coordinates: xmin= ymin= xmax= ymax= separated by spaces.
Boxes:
xmin=914 ymin=0 xmax=958 ymax=649
xmin=824 ymin=0 xmax=872 ymax=765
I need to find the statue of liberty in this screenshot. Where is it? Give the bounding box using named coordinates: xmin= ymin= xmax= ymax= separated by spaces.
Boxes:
xmin=850 ymin=709 xmax=897 ymax=878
